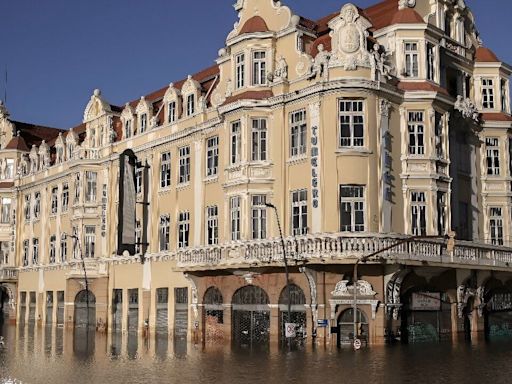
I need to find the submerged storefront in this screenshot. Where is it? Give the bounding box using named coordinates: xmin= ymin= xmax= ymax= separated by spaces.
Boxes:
xmin=486 ymin=290 xmax=512 ymax=341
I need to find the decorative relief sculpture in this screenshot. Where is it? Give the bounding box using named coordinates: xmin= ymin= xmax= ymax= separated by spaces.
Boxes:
xmin=29 ymin=145 xmax=38 ymax=174
xmin=371 ymin=44 xmax=394 ymax=80
xmin=454 ymin=95 xmax=479 ymax=122
xmin=308 ymin=44 xmax=330 ymax=81
xmin=268 ymin=55 xmax=288 ymax=82
xmin=457 ymin=284 xmax=476 ymax=318
xmin=331 ymin=279 xmax=377 ymax=297
xmin=398 ymin=0 xmax=416 ymax=8
xmin=328 ymin=4 xmax=372 ymax=71
xmin=39 ymin=140 xmax=50 ymax=170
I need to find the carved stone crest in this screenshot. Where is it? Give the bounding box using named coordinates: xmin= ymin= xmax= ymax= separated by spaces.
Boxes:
xmin=331 ymin=279 xmax=376 ymax=297
xmin=454 ymin=95 xmax=479 ymax=123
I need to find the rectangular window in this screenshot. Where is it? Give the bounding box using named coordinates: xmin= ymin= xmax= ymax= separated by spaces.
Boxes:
xmin=489 ymin=207 xmax=504 ymax=246
xmin=501 ymin=79 xmax=508 ymax=112
xmin=340 ymin=185 xmax=365 ymax=232
xmin=1 ymin=198 xmax=11 ymax=224
xmin=34 ymin=192 xmax=41 ymax=219
xmin=74 ymin=173 xmax=80 ymax=204
xmin=160 ymin=152 xmax=171 ymax=188
xmin=251 ymin=118 xmax=267 ymax=161
xmin=179 ymin=146 xmax=191 ymax=184
xmin=251 ymin=195 xmax=267 ymax=240
xmin=23 ymin=240 xmax=29 ymax=267
xmin=482 ymin=78 xmax=495 ymax=109
xmin=49 ymin=235 xmax=56 ymax=264
xmin=135 ymin=220 xmax=141 ymax=254
xmin=206 ymin=136 xmax=219 ymax=177
xmin=187 ymin=94 xmax=195 ymax=116
xmin=24 ymin=195 xmax=31 ymax=220
xmin=236 ymin=53 xmax=245 ymax=89
xmin=84 ymin=226 xmax=96 ymax=258
xmin=206 ymin=206 xmax=218 ymax=245
xmin=159 ymin=215 xmax=170 ymax=252
xmin=140 ymin=113 xmax=147 ymax=133
xmin=178 ymin=212 xmax=190 ymax=248
xmin=231 ymin=121 xmax=241 ymax=165
xmin=230 ymin=196 xmax=241 ymax=241
xmin=168 ymin=101 xmax=176 ymax=123
xmin=339 ymin=100 xmax=364 ymax=147
xmin=435 ymin=112 xmax=443 ymax=158
xmin=135 ymin=165 xmax=143 ymax=194
xmin=252 ymin=51 xmax=266 ymax=86
xmin=290 ymin=110 xmax=307 ymax=157
xmin=5 ymin=159 xmax=14 ymax=179
xmin=411 ymin=191 xmax=427 ymax=236
xmin=291 ymin=189 xmax=308 ymax=235
xmin=32 ymin=238 xmax=39 ymax=265
xmin=60 ymin=235 xmax=67 ymax=262
xmin=51 ymin=186 xmax=58 ymax=214
xmin=85 ymin=171 xmax=97 ymax=202
xmin=405 ymin=42 xmax=419 ymax=78
xmin=125 ymin=120 xmax=132 ymax=138
xmin=437 ymin=192 xmax=446 ymax=236
xmin=408 ymin=112 xmax=425 ymax=155
xmin=486 ymin=137 xmax=500 ymax=176
xmin=427 ymin=43 xmax=435 ymax=81
xmin=62 ymin=183 xmax=69 ymax=212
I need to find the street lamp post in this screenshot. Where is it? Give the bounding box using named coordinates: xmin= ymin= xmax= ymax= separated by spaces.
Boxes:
xmin=351 ymin=234 xmax=454 ymax=349
xmin=265 ymin=203 xmax=293 ymax=345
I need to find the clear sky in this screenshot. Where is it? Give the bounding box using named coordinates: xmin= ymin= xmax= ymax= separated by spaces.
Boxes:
xmin=0 ymin=0 xmax=509 ymax=129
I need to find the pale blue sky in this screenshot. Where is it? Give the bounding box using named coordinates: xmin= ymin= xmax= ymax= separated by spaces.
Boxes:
xmin=0 ymin=0 xmax=508 ymax=128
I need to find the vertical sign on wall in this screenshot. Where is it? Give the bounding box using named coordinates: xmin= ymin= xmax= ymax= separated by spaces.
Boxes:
xmin=101 ymin=184 xmax=107 ymax=237
xmin=117 ymin=149 xmax=137 ymax=255
xmin=309 ymin=102 xmax=321 ymax=233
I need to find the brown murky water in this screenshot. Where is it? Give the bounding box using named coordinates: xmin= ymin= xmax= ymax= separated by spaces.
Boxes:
xmin=1 ymin=321 xmax=511 ymax=384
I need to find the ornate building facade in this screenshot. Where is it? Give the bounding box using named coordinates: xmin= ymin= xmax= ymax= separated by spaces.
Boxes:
xmin=2 ymin=0 xmax=512 ymax=347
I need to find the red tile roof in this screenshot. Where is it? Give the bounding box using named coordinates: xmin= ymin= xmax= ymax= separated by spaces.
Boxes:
xmin=5 ymin=134 xmax=30 ymax=152
xmin=475 ymin=47 xmax=500 ymax=63
xmin=11 ymin=121 xmax=65 ymax=149
xmin=222 ymin=90 xmax=274 ymax=106
xmin=390 ymin=8 xmax=424 ymax=25
xmin=481 ymin=112 xmax=512 ymax=122
xmin=239 ymin=16 xmax=269 ymax=34
xmin=397 ymin=81 xmax=449 ymax=96
xmin=363 ymin=0 xmax=399 ymax=30
xmin=0 ymin=182 xmax=14 ymax=189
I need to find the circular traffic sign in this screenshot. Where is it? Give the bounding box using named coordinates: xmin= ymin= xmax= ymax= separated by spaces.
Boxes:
xmin=353 ymin=338 xmax=362 ymax=350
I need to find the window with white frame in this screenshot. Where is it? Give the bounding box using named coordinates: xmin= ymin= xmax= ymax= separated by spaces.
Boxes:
xmin=140 ymin=113 xmax=147 ymax=133
xmin=62 ymin=183 xmax=69 ymax=212
xmin=1 ymin=198 xmax=10 ymax=224
xmin=187 ymin=94 xmax=195 ymax=116
xmin=435 ymin=112 xmax=443 ymax=158
xmin=251 ymin=118 xmax=267 ymax=161
xmin=84 ymin=226 xmax=96 ymax=258
xmin=168 ymin=101 xmax=176 ymax=123
xmin=51 ymin=187 xmax=58 ymax=214
xmin=236 ymin=53 xmax=245 ymax=89
xmin=252 ymin=51 xmax=266 ymax=86
xmin=159 ymin=215 xmax=170 ymax=251
xmin=230 ymin=196 xmax=241 ymax=241
xmin=486 ymin=137 xmax=500 ymax=176
xmin=85 ymin=171 xmax=97 ymax=202
xmin=206 ymin=206 xmax=219 ymax=245
xmin=32 ymin=238 xmax=39 ymax=264
xmin=135 ymin=165 xmax=143 ymax=194
xmin=340 ymin=185 xmax=365 ymax=232
xmin=74 ymin=173 xmax=80 ymax=203
xmin=49 ymin=235 xmax=56 ymax=264
xmin=291 ymin=189 xmax=308 ymax=235
xmin=501 ymin=79 xmax=508 ymax=112
xmin=178 ymin=211 xmax=190 ymax=248
xmin=489 ymin=207 xmax=504 ymax=245
xmin=408 ymin=111 xmax=425 ymax=155
xmin=179 ymin=146 xmax=191 ymax=184
xmin=24 ymin=195 xmax=31 ymax=220
xmin=231 ymin=121 xmax=241 ymax=165
xmin=427 ymin=43 xmax=435 ymax=81
xmin=437 ymin=192 xmax=447 ymax=236
xmin=251 ymin=195 xmax=267 ymax=240
xmin=5 ymin=159 xmax=14 ymax=179
xmin=405 ymin=42 xmax=419 ymax=78
xmin=290 ymin=110 xmax=307 ymax=157
xmin=160 ymin=152 xmax=171 ymax=188
xmin=339 ymin=100 xmax=364 ymax=147
xmin=34 ymin=192 xmax=41 ymax=219
xmin=23 ymin=240 xmax=29 ymax=266
xmin=411 ymin=191 xmax=427 ymax=236
xmin=60 ymin=234 xmax=67 ymax=262
xmin=125 ymin=119 xmax=133 ymax=138
xmin=482 ymin=78 xmax=495 ymax=109
xmin=135 ymin=220 xmax=141 ymax=254
xmin=206 ymin=136 xmax=219 ymax=177
xmin=0 ymin=242 xmax=8 ymax=265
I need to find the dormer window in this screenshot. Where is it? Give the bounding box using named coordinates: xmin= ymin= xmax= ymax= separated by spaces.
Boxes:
xmin=404 ymin=42 xmax=419 ymax=78
xmin=252 ymin=51 xmax=267 ymax=86
xmin=482 ymin=78 xmax=495 ymax=109
xmin=140 ymin=113 xmax=147 ymax=133
xmin=236 ymin=53 xmax=245 ymax=89
xmin=168 ymin=101 xmax=176 ymax=123
xmin=125 ymin=120 xmax=133 ymax=138
xmin=187 ymin=94 xmax=195 ymax=116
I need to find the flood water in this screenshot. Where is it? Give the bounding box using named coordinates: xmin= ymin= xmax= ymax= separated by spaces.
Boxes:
xmin=1 ymin=321 xmax=512 ymax=384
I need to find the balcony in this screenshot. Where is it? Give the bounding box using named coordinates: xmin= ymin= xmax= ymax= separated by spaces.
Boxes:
xmin=0 ymin=267 xmax=19 ymax=282
xmin=175 ymin=233 xmax=512 ymax=271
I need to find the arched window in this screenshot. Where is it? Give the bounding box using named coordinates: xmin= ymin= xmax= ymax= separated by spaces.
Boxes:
xmin=232 ymin=285 xmax=269 ymax=305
